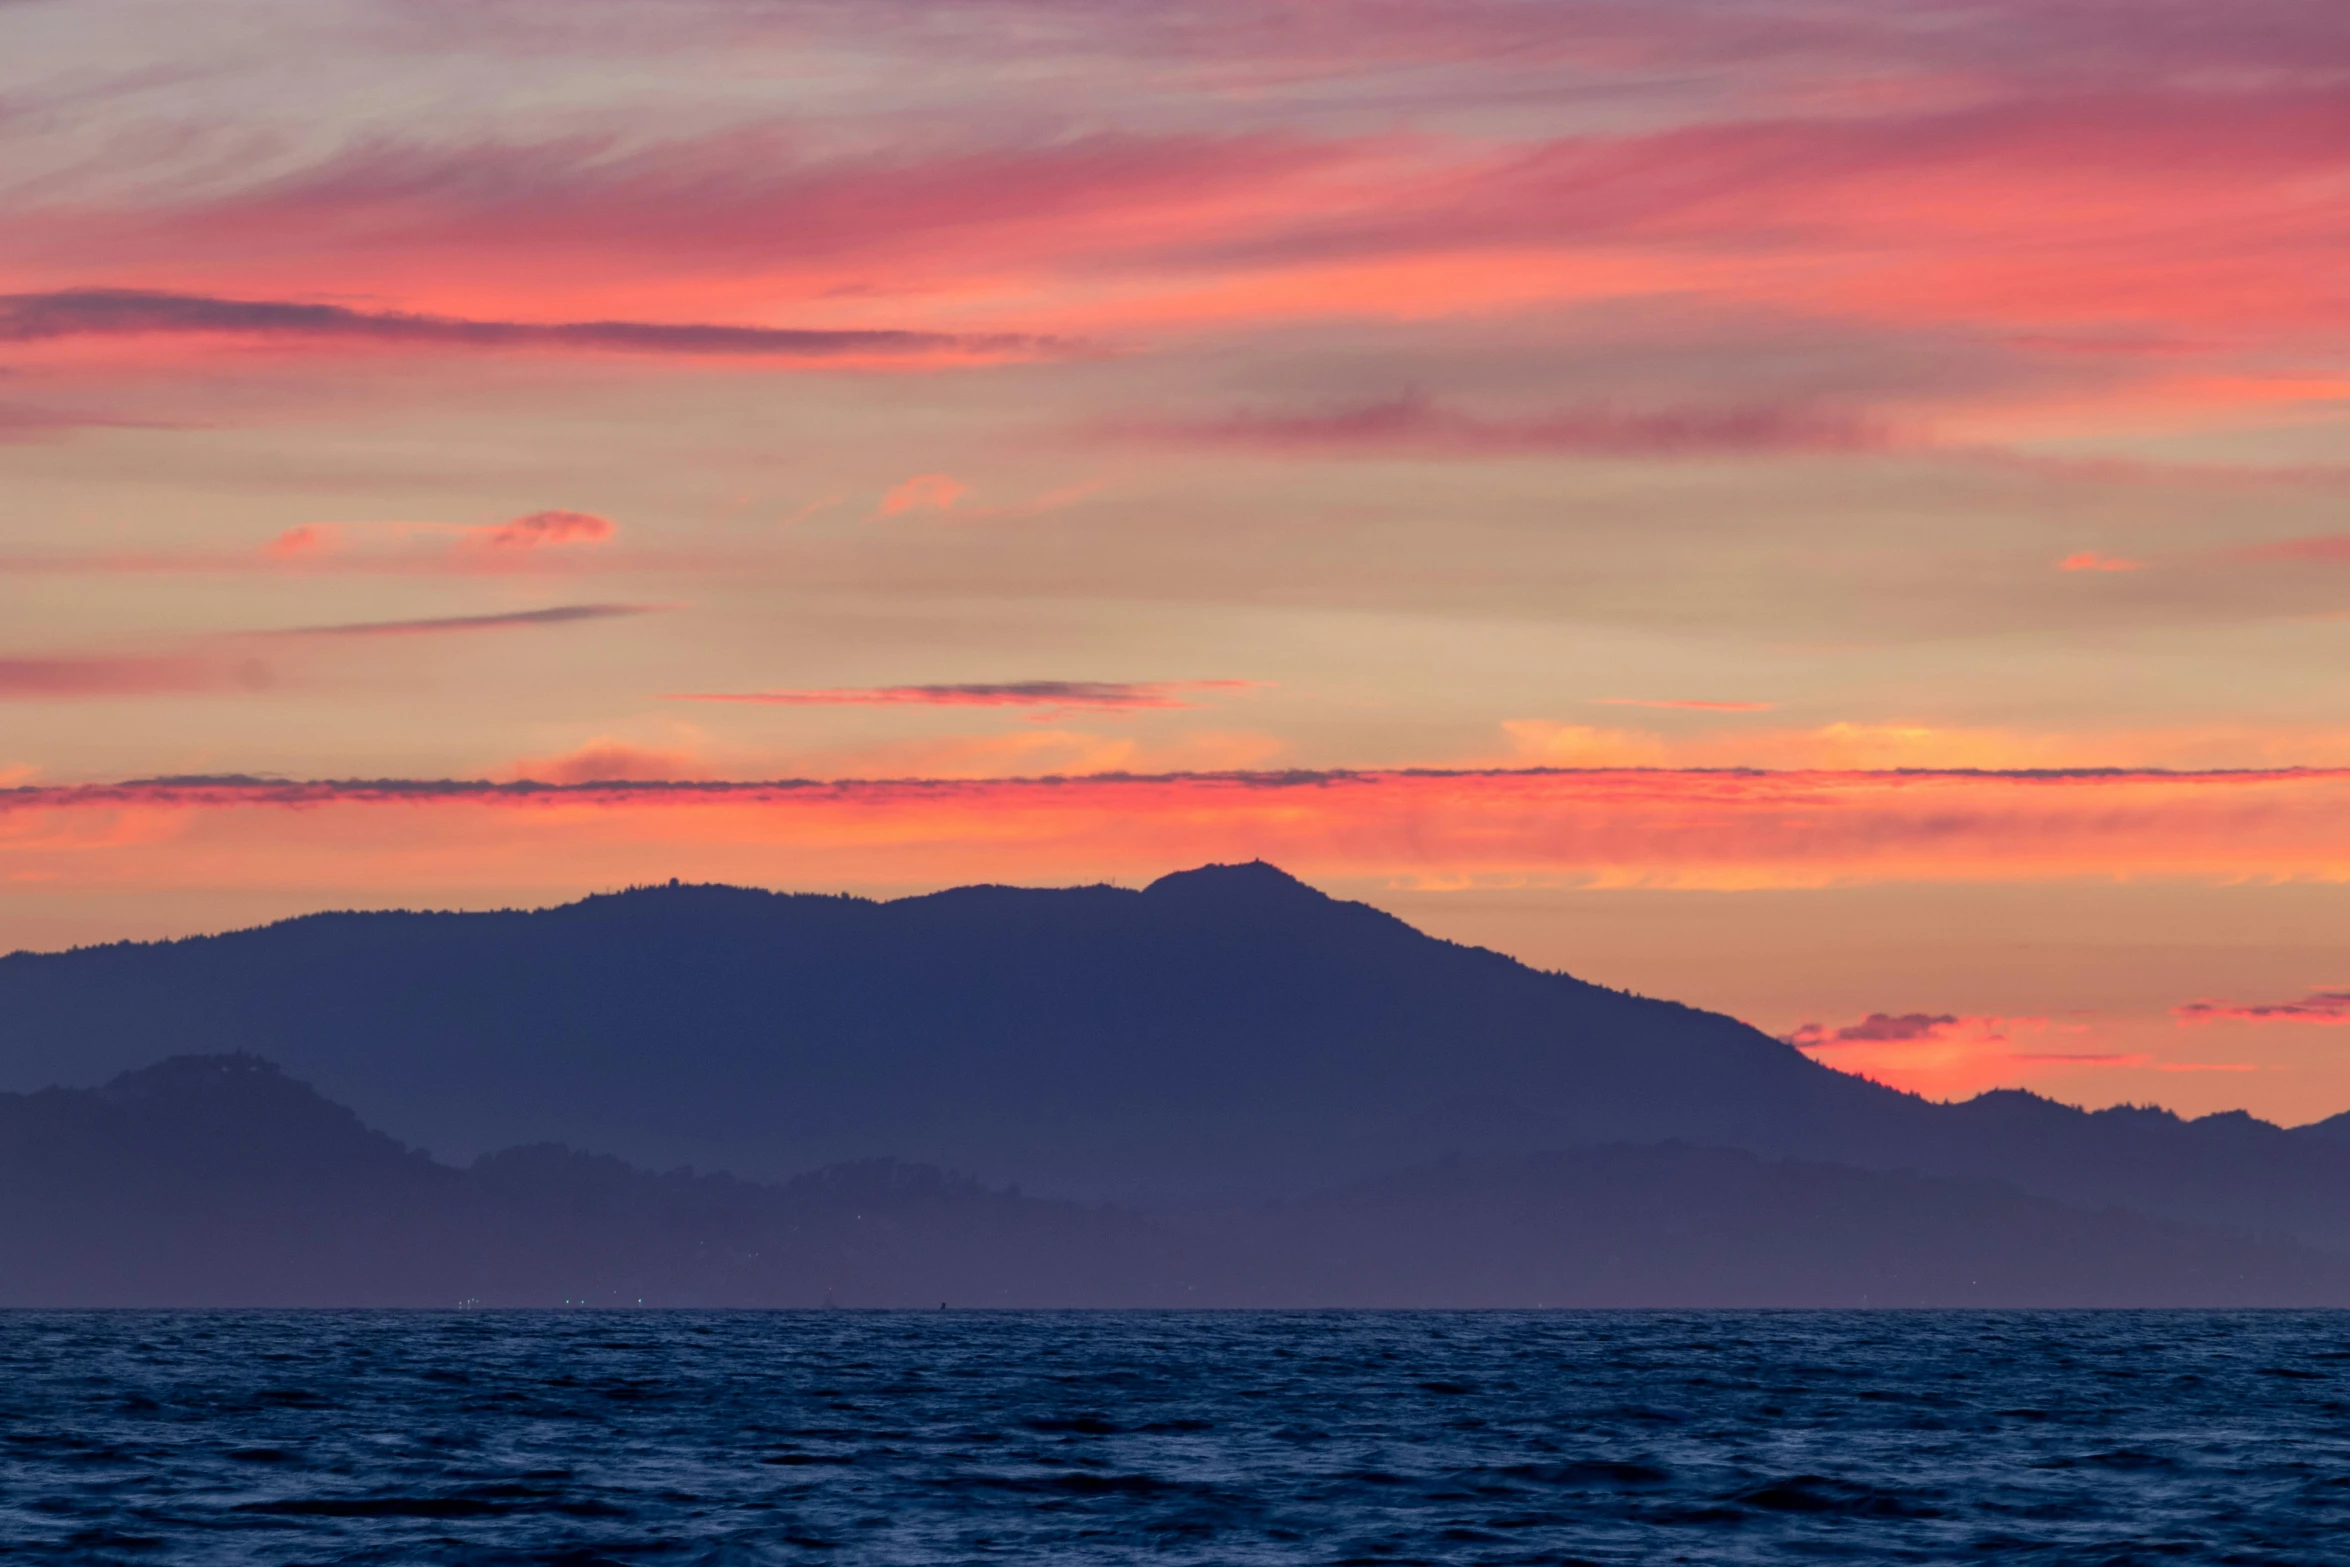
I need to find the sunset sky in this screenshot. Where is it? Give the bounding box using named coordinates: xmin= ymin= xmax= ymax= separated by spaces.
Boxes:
xmin=4 ymin=0 xmax=2349 ymax=1120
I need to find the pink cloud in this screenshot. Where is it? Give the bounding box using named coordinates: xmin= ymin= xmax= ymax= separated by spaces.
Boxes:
xmin=874 ymin=476 xmax=968 ymax=518
xmin=2175 ymin=989 xmax=2350 ymax=1026
xmin=1206 ymin=92 xmax=2350 ymax=324
xmin=2057 ymin=552 xmax=2144 ymax=572
xmin=7 ymin=76 xmax=2341 ymax=475
xmin=3 ymin=131 xmax=1345 ymax=307
xmin=0 ymin=522 xmax=656 ymax=580
xmin=0 ymin=656 xmax=257 ymax=699
xmin=261 ymin=523 xmax=341 ymax=561
xmin=463 ymin=510 xmax=617 ymax=551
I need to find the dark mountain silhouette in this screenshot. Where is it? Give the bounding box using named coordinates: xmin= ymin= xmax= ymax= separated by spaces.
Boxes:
xmin=4 ymin=1055 xmax=2345 ymax=1308
xmin=3 ymin=862 xmax=2349 ymax=1253
xmin=2301 ymin=1107 xmax=2350 ymax=1146
xmin=0 ymin=1056 xmax=1170 ymax=1308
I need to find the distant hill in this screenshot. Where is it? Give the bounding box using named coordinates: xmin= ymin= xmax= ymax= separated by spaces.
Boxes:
xmin=0 ymin=1056 xmax=1171 ymax=1308
xmin=4 ymin=862 xmax=2350 ymax=1253
xmin=4 ymin=1056 xmax=2344 ymax=1308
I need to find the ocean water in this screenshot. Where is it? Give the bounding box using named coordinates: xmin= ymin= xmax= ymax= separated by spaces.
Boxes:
xmin=3 ymin=1312 xmax=2347 ymax=1564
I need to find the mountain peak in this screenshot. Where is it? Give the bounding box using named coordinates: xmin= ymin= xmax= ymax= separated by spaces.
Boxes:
xmin=1144 ymin=860 xmax=1323 ymax=903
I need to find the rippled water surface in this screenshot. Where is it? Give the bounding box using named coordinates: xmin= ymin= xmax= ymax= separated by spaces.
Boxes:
xmin=5 ymin=1310 xmax=2349 ymax=1563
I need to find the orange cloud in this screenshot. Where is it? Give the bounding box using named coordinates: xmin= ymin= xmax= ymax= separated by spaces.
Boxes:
xmin=874 ymin=475 xmax=967 ymax=518
xmin=2057 ymin=551 xmax=2144 ymax=572
xmin=1783 ymin=1010 xmax=2056 ymax=1097
xmin=261 ymin=523 xmax=341 ymax=560
xmin=1776 ymin=1008 xmax=2261 ymax=1098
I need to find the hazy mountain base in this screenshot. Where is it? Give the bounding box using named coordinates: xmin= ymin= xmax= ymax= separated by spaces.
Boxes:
xmin=2 ymin=1057 xmax=2342 ymax=1309
xmin=7 ymin=863 xmax=2350 ymax=1255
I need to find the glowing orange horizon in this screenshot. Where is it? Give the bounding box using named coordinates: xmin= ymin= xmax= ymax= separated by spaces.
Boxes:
xmin=10 ymin=765 xmax=2350 ymax=897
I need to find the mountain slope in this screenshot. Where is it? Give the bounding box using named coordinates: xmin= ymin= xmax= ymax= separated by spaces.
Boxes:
xmin=0 ymin=863 xmax=1902 ymax=1195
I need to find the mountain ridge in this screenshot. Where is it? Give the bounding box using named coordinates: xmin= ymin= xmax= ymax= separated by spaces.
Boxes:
xmin=3 ymin=862 xmax=2346 ymax=1250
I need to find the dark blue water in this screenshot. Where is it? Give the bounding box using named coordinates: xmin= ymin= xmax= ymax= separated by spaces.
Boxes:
xmin=4 ymin=1311 xmax=2347 ymax=1564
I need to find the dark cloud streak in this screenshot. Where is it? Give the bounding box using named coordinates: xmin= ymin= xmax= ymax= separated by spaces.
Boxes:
xmin=1109 ymin=395 xmax=1897 ymax=458
xmin=0 ymin=290 xmax=1076 ymax=362
xmin=668 ymin=680 xmax=1250 ymax=709
xmin=2176 ymin=989 xmax=2350 ymax=1025
xmin=6 ymin=763 xmax=2343 ymax=812
xmin=258 ymin=603 xmax=659 ymax=638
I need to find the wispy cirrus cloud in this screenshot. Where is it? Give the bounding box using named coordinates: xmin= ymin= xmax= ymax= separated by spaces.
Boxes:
xmin=388 ymin=0 xmax=2350 ymax=100
xmin=0 ymin=289 xmax=1074 ymax=364
xmin=0 ymin=601 xmax=653 ymax=700
xmin=0 ymin=603 xmax=654 ymax=699
xmin=10 ymin=78 xmax=2342 ymax=462
xmin=665 ymin=680 xmax=1252 ymax=711
xmin=255 ymin=602 xmax=659 ymax=638
xmin=2176 ymin=989 xmax=2350 ymax=1026
xmin=1 ymin=130 xmax=1340 ymax=305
